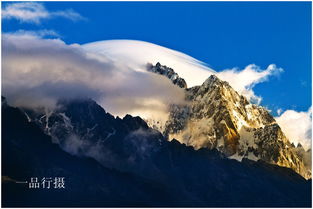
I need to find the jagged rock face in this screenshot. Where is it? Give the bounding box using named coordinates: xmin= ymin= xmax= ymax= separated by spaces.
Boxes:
xmin=3 ymin=100 xmax=311 ymax=207
xmin=23 ymin=99 xmax=165 ymax=176
xmin=253 ymin=124 xmax=311 ymax=178
xmin=164 ymin=75 xmax=311 ymax=179
xmin=147 ymin=62 xmax=187 ymax=88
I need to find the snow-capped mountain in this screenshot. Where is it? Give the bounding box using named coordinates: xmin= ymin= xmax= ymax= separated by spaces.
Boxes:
xmin=146 ymin=63 xmax=311 ymax=179
xmin=3 ymin=97 xmax=311 ymax=207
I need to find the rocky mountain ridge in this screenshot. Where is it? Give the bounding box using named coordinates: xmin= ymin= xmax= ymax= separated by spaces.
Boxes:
xmin=147 ymin=63 xmax=311 ymax=179
xmin=147 ymin=62 xmax=187 ymax=88
xmin=3 ymin=97 xmax=311 ymax=206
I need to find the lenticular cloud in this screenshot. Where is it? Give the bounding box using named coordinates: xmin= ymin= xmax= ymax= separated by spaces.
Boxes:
xmin=82 ymin=40 xmax=215 ymax=87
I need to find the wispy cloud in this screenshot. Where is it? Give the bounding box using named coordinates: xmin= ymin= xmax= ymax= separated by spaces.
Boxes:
xmin=217 ymin=64 xmax=284 ymax=104
xmin=2 ymin=2 xmax=85 ymax=24
xmin=4 ymin=29 xmax=60 ymax=38
xmin=50 ymin=8 xmax=84 ymax=21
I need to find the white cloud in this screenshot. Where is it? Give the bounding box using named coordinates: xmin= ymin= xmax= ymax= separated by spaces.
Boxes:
xmin=83 ymin=40 xmax=283 ymax=105
xmin=82 ymin=40 xmax=215 ymax=88
xmin=275 ymin=108 xmax=312 ymax=150
xmin=2 ymin=2 xmax=84 ymax=24
xmin=4 ymin=29 xmax=60 ymax=38
xmin=51 ymin=9 xmax=84 ymax=21
xmin=216 ymin=64 xmax=284 ymax=104
xmin=2 ymin=34 xmax=186 ymax=123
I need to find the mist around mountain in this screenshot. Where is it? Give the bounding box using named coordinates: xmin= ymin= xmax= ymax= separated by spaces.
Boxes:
xmin=2 ymin=2 xmax=311 ymax=207
xmin=1 ymin=36 xmax=311 ymax=207
xmin=2 ymin=91 xmax=311 ymax=207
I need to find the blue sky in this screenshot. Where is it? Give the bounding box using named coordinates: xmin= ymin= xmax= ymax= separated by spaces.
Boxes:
xmin=2 ymin=1 xmax=312 ymax=114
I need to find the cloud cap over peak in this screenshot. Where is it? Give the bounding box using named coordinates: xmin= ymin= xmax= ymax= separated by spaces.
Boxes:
xmin=82 ymin=39 xmax=215 ymax=88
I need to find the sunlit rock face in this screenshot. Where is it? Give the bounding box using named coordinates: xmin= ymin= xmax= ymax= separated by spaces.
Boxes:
xmin=150 ymin=66 xmax=312 ymax=179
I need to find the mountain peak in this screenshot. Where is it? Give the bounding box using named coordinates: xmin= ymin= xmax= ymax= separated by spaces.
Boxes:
xmin=164 ymin=67 xmax=311 ymax=179
xmin=123 ymin=114 xmax=150 ymax=130
xmin=146 ymin=62 xmax=187 ymax=88
xmin=201 ymin=74 xmax=232 ymax=89
xmin=207 ymin=74 xmax=220 ymax=82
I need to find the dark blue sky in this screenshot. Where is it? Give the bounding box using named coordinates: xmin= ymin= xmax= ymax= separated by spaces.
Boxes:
xmin=2 ymin=1 xmax=311 ymax=114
